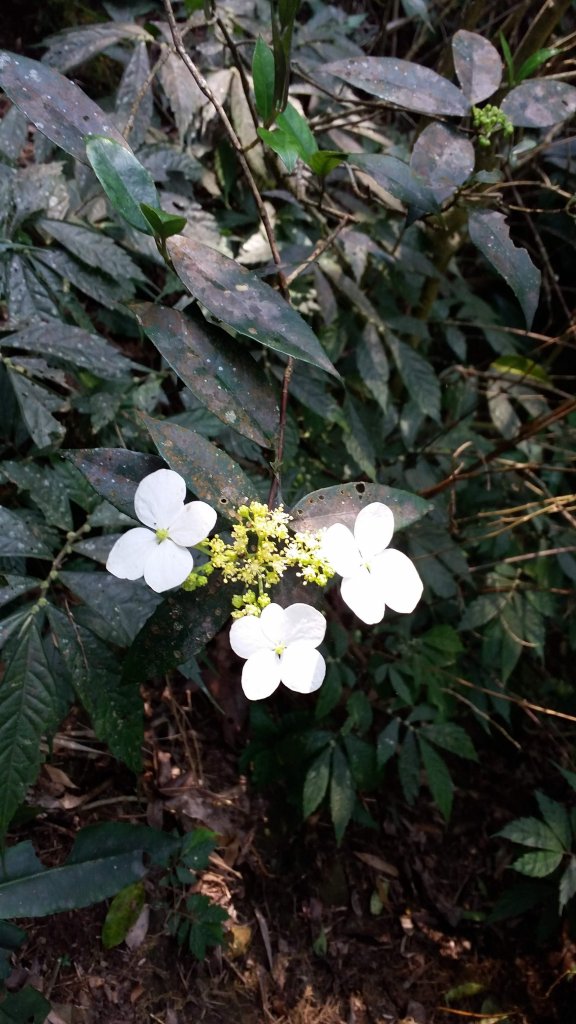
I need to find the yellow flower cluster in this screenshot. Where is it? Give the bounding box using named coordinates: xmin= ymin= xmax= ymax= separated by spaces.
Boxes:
xmin=472 ymin=104 xmax=514 ymax=148
xmin=191 ymin=501 xmax=333 ymax=617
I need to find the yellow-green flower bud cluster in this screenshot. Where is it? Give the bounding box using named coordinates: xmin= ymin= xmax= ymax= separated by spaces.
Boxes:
xmin=182 ymin=561 xmax=215 ymax=591
xmin=472 ymin=104 xmax=514 ymax=148
xmin=204 ymin=502 xmax=334 ymax=617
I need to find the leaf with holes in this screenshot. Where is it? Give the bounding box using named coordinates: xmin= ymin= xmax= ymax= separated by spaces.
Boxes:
xmin=452 ymin=30 xmax=502 ymax=103
xmin=64 ymin=449 xmax=164 ymax=519
xmin=0 ymin=51 xmax=129 ymax=162
xmin=410 ymin=123 xmax=475 ymax=203
xmin=133 ymin=303 xmax=278 ymax=448
xmin=290 ymin=482 xmax=431 ymax=533
xmin=86 ymin=136 xmax=159 ymax=234
xmin=167 ymin=236 xmax=338 ymax=378
xmin=501 ymin=79 xmax=576 ymax=127
xmin=468 ymin=209 xmax=541 ymax=328
xmin=323 ymin=57 xmax=469 ymax=116
xmin=141 ymin=414 xmax=259 ymax=517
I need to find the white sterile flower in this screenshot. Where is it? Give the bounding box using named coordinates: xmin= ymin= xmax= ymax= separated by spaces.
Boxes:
xmin=229 ymin=602 xmax=326 ymax=701
xmin=106 ymin=468 xmax=217 ymax=593
xmin=321 ymin=502 xmax=423 ymax=625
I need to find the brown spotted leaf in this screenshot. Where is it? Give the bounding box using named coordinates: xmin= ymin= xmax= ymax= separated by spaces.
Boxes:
xmin=501 ymin=79 xmax=576 ymax=127
xmin=322 ymin=57 xmax=469 ymax=116
xmin=290 ymin=483 xmax=431 ymax=533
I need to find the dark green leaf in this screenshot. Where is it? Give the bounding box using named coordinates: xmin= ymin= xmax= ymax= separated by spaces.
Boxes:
xmin=512 ymin=850 xmax=563 ymax=878
xmin=345 ymin=691 xmax=373 ymax=734
xmin=7 ymin=371 xmax=65 ymax=450
xmin=140 ymin=203 xmax=187 ymax=239
xmin=0 ymin=51 xmax=128 ymax=162
xmin=306 ymin=150 xmax=345 ymax=177
xmin=181 ymin=827 xmax=218 ymax=871
xmin=0 ymin=323 xmax=132 ymax=379
xmin=421 ymin=722 xmax=477 ymax=761
xmin=252 ymin=37 xmax=275 ymax=124
xmin=37 ymin=218 xmax=147 ymax=283
xmin=290 ymin=482 xmax=431 ymax=533
xmin=386 ymin=333 xmax=441 ymax=421
xmin=0 ymin=986 xmax=50 ymax=1023
xmin=0 ymin=620 xmax=58 ymax=842
xmin=377 ymin=718 xmax=400 ymax=769
xmin=0 ymin=508 xmax=52 ymax=558
xmin=102 ymin=881 xmax=146 ymax=949
xmin=258 ymin=125 xmax=300 ymax=172
xmin=350 ymin=154 xmax=438 ymax=218
xmin=418 ymin=737 xmax=453 ymax=819
xmin=182 ymin=893 xmax=227 ymax=959
xmin=468 ymin=209 xmax=541 ymax=328
xmin=133 ymin=303 xmax=278 ymax=447
xmin=501 ymin=79 xmax=576 ymax=127
xmin=303 ymin=745 xmax=331 ymax=818
xmin=398 ymin=729 xmax=420 ymax=804
xmin=86 ymin=136 xmax=159 ymax=234
xmin=559 ymin=857 xmax=576 ymax=911
xmin=323 ymin=57 xmax=469 ymax=116
xmin=356 ymin=323 xmax=389 ymax=412
xmin=535 ymin=792 xmax=571 ymax=851
xmin=60 ymin=571 xmax=161 ymax=647
xmin=330 ymin=745 xmax=355 ymax=844
xmin=452 ymin=30 xmax=502 ymax=103
xmin=0 ymin=920 xmax=26 ymax=981
xmin=343 ymin=734 xmax=377 ymax=789
xmin=167 ymin=235 xmax=339 ymax=378
xmin=63 ymin=448 xmax=164 ymax=518
xmin=410 ymin=123 xmax=475 ymax=203
xmin=497 ymin=817 xmax=564 ymax=852
xmin=141 ymin=414 xmax=259 ymax=516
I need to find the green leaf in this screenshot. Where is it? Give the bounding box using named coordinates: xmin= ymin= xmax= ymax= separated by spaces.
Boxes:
xmin=0 ymin=507 xmax=52 ymax=559
xmin=356 ymin=323 xmax=389 ymax=412
xmin=491 ymin=354 xmax=549 ymax=383
xmin=0 ymin=987 xmax=51 ymax=1023
xmin=516 ymin=48 xmax=559 ymax=85
xmin=330 ymin=745 xmax=355 ymax=844
xmin=141 ymin=414 xmax=258 ymax=516
xmin=307 ymin=150 xmax=346 ymax=177
xmin=350 ymin=154 xmax=438 ymax=218
xmin=343 ymin=734 xmax=377 ymax=790
xmin=60 ymin=572 xmax=161 ymax=648
xmin=468 ymin=209 xmax=541 ymax=328
xmin=63 ymin=448 xmax=164 ymax=518
xmin=451 ymin=30 xmax=502 ymax=103
xmin=167 ymin=235 xmax=339 ymax=378
xmin=499 ymin=33 xmax=515 ymax=86
xmin=0 ymin=621 xmax=59 ymax=842
xmin=37 ymin=218 xmax=147 ymax=284
xmin=7 ymin=371 xmax=66 ymax=450
xmin=386 ymin=333 xmax=441 ymax=421
xmin=0 ymin=323 xmax=133 ymax=380
xmin=0 ymin=50 xmax=129 ymax=163
xmin=181 ymin=893 xmax=227 ymax=959
xmin=559 ymin=857 xmax=576 ymax=911
xmin=290 ymin=482 xmax=431 ymax=533
xmin=85 ymin=136 xmax=159 ymax=234
xmin=345 ymin=691 xmax=373 ymax=735
xmin=122 ymin=578 xmax=237 ymax=684
xmin=180 ymin=827 xmax=218 ymax=871
xmin=377 ymin=718 xmax=400 ymax=769
xmin=252 ymin=38 xmax=275 ymax=124
xmin=0 ymin=920 xmax=26 ymax=982
xmin=48 ymin=607 xmax=143 ymax=771
xmin=303 ymin=746 xmax=332 ymax=818
xmin=421 ymin=723 xmax=477 ymax=761
xmin=410 ymin=123 xmax=475 ymax=203
xmin=140 ymin=203 xmax=187 ymax=239
xmin=512 ymin=850 xmax=564 ymax=878
xmin=258 ymin=125 xmax=300 ymax=171
xmin=501 ymin=80 xmax=576 ymax=127
xmin=400 ymin=0 xmax=432 ymax=29
xmin=102 ymin=881 xmax=146 ymax=949
xmin=534 ymin=792 xmax=572 ymax=851
xmin=133 ymin=303 xmax=279 ymax=448
xmin=418 ymin=737 xmax=453 ymax=820
xmin=398 ymin=729 xmax=420 ymax=804
xmin=497 ymin=817 xmax=565 ymax=852
xmin=323 ymin=57 xmax=469 ymax=116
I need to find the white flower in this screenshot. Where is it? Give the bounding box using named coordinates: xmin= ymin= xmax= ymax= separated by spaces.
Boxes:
xmin=321 ymin=502 xmax=423 ymax=625
xmin=106 ymin=468 xmax=217 ymax=593
xmin=229 ymin=602 xmax=326 ymax=701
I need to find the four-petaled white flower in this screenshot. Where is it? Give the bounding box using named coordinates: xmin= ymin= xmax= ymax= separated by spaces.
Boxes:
xmin=229 ymin=602 xmax=326 ymax=701
xmin=106 ymin=468 xmax=217 ymax=593
xmin=321 ymin=502 xmax=423 ymax=625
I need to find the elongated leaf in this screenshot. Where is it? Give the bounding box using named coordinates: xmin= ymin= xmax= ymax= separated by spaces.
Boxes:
xmin=0 ymin=823 xmax=177 ymax=918
xmin=252 ymin=37 xmax=276 ymax=124
xmin=410 ymin=124 xmax=475 ymax=202
xmin=141 ymin=414 xmax=259 ymax=516
xmin=386 ymin=333 xmax=441 ymax=421
xmin=42 ymin=22 xmax=151 ymax=73
xmin=303 ymin=746 xmax=331 ymax=818
xmin=134 ymin=303 xmax=278 ymax=447
xmin=0 ymin=621 xmax=58 ymax=842
xmin=377 ymin=718 xmax=400 ymax=769
xmin=468 ymin=209 xmax=541 ymax=328
xmin=356 ymin=323 xmax=389 ymax=412
xmin=0 ymin=987 xmax=50 ymax=1023
xmin=47 ymin=607 xmax=142 ymax=770
xmin=63 ymin=448 xmax=164 ymax=518
xmin=60 ymin=571 xmax=161 ymax=647
xmin=102 ymin=881 xmax=146 ymax=949
xmin=452 ymin=31 xmax=502 ymax=103
xmin=418 ymin=737 xmax=453 ymax=820
xmin=0 ymin=508 xmax=52 ymax=558
xmin=501 ymin=80 xmax=576 ymax=127
xmin=398 ymin=729 xmax=420 ymax=804
xmin=421 ymin=723 xmax=477 ymax=761
xmin=350 ymin=153 xmax=437 ymax=218
xmin=498 ymin=817 xmax=564 ymax=852
xmin=512 ymin=850 xmax=563 ymax=878
xmin=559 ymin=858 xmax=576 ymax=911
xmin=0 ymin=323 xmax=132 ymax=379
xmin=291 ymin=482 xmax=431 ymax=533
xmin=8 ymin=371 xmax=66 ymax=450
xmin=0 ymin=51 xmax=128 ymax=162
xmin=116 ymin=40 xmax=153 ymax=148
xmin=167 ymin=236 xmax=338 ymax=378
xmin=38 ymin=218 xmax=147 ymax=283
xmin=330 ymin=745 xmax=355 ymax=844
xmin=122 ymin=577 xmax=237 ymax=683
xmin=323 ymin=57 xmax=469 ymax=116
xmin=86 ymin=136 xmax=159 ymax=234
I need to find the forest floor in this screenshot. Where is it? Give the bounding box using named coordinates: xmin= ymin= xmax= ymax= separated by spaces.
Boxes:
xmin=6 ymin=674 xmax=575 ymax=1024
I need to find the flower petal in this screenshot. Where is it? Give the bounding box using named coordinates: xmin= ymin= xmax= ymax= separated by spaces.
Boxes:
xmin=280 ymin=642 xmax=326 ymax=694
xmin=258 ymin=603 xmax=287 ymax=648
xmin=106 ymin=527 xmax=157 ymax=581
xmin=354 ymin=502 xmax=394 ymax=560
xmin=341 ymin=567 xmax=387 ymax=625
xmin=242 ymin=649 xmax=282 ymax=700
xmin=283 ymin=603 xmax=326 ymax=648
xmin=134 ymin=469 xmax=186 ymax=530
xmin=143 ymin=537 xmax=193 ymax=593
xmin=321 ymin=523 xmax=362 ymax=578
xmin=169 ymin=500 xmax=217 ymax=546
xmin=373 ymin=548 xmax=423 ymax=614
xmin=229 ymin=615 xmax=268 ymax=659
